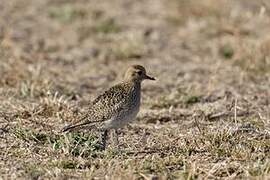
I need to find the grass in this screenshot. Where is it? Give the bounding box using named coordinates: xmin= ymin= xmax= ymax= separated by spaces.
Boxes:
xmin=0 ymin=0 xmax=270 ymax=179
xmin=48 ymin=4 xmax=87 ymax=23
xmin=93 ymin=18 xmax=121 ymax=34
xmin=219 ymin=43 xmax=234 ymax=59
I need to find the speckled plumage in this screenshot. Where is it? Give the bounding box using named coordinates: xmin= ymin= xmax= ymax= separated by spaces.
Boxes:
xmin=62 ymin=65 xmax=155 ymax=149
xmin=64 ymin=82 xmax=141 ymax=131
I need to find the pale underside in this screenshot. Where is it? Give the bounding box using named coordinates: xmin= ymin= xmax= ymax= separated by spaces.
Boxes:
xmin=103 ymin=102 xmax=140 ymax=129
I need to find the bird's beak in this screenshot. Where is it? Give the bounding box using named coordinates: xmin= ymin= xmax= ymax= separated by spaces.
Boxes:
xmin=145 ymin=75 xmax=155 ymax=80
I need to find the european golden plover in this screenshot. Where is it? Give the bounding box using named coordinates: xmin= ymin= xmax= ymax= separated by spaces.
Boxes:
xmin=62 ymin=65 xmax=155 ymax=149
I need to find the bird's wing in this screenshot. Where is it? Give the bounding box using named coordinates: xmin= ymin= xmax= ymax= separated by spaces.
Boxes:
xmin=62 ymin=83 xmax=129 ymax=132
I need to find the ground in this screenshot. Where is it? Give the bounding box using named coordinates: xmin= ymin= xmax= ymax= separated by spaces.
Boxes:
xmin=0 ymin=0 xmax=270 ymax=179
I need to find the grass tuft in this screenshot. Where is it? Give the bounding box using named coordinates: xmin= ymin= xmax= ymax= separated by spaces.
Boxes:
xmin=93 ymin=18 xmax=121 ymax=34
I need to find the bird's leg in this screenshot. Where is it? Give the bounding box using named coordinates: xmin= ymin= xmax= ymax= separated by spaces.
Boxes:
xmin=101 ymin=129 xmax=109 ymax=150
xmin=112 ymin=129 xmax=120 ymax=148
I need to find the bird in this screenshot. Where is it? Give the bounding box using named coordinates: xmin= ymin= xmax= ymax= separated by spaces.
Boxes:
xmin=62 ymin=65 xmax=155 ymax=149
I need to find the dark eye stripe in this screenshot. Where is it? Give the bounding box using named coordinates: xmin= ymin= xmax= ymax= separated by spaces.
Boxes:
xmin=137 ymin=71 xmax=142 ymax=75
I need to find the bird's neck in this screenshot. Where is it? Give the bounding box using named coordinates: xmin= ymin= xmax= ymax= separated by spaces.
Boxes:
xmin=130 ymin=81 xmax=141 ymax=104
xmin=125 ymin=80 xmax=141 ymax=96
xmin=131 ymin=81 xmax=141 ymax=91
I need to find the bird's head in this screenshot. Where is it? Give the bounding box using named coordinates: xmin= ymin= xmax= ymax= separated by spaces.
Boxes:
xmin=124 ymin=65 xmax=155 ymax=82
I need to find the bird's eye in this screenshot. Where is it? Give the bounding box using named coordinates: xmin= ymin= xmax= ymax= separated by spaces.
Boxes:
xmin=137 ymin=71 xmax=142 ymax=75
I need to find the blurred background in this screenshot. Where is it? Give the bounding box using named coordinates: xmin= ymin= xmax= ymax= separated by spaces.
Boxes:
xmin=1 ymin=0 xmax=269 ymax=99
xmin=0 ymin=0 xmax=269 ymax=178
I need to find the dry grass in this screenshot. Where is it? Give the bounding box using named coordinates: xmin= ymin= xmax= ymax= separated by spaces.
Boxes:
xmin=0 ymin=0 xmax=270 ymax=179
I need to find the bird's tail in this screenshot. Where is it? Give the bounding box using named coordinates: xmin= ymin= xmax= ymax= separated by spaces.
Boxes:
xmin=62 ymin=125 xmax=76 ymax=132
xmin=61 ymin=120 xmax=102 ymax=133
